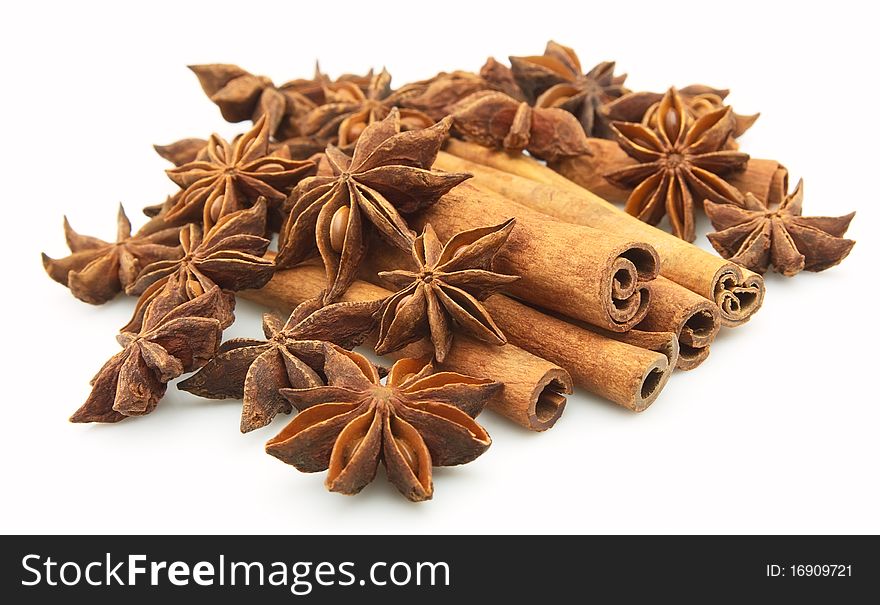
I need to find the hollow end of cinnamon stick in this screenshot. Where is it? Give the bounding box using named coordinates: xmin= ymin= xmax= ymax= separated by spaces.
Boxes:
xmin=527 ymin=369 xmax=571 ymax=431
xmin=713 ymin=266 xmax=765 ymax=328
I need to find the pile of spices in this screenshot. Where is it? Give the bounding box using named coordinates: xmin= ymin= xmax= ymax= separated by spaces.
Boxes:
xmin=42 ymin=41 xmax=856 ymax=501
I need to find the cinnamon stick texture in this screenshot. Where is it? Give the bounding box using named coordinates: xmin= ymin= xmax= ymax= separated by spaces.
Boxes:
xmin=726 ymin=158 xmax=789 ymax=207
xmin=241 ymin=264 xmax=573 ymax=431
xmin=636 ymin=277 xmax=720 ymax=370
xmin=410 ymin=183 xmax=659 ymax=332
xmin=435 ymin=149 xmax=764 ymax=327
xmin=361 ymin=244 xmax=678 ymax=412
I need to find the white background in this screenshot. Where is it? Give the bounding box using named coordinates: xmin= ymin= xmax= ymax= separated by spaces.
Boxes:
xmin=2 ymin=1 xmax=878 ymax=534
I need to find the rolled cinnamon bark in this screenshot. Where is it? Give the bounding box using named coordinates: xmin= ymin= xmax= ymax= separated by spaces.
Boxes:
xmin=637 ymin=277 xmax=720 ymax=370
xmin=435 ymin=150 xmax=764 ymax=327
xmin=726 ymin=158 xmax=789 ymax=206
xmin=361 ymin=245 xmax=677 ymax=412
xmin=411 ymin=183 xmax=659 ymax=332
xmin=241 ymin=264 xmax=572 ymax=431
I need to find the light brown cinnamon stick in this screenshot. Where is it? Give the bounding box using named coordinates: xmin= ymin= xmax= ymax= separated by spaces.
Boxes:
xmin=410 ymin=183 xmax=660 ymax=332
xmin=361 ymin=244 xmax=678 ymax=412
xmin=241 ymin=264 xmax=573 ymax=431
xmin=435 ymin=149 xmax=764 ymax=327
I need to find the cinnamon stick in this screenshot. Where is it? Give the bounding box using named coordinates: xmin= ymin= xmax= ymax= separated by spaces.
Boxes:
xmin=410 ymin=183 xmax=660 ymax=332
xmin=435 ymin=149 xmax=765 ymax=327
xmin=241 ymin=264 xmax=573 ymax=431
xmin=726 ymin=158 xmax=789 ymax=207
xmin=637 ymin=277 xmax=720 ymax=370
xmin=361 ymin=244 xmax=678 ymax=412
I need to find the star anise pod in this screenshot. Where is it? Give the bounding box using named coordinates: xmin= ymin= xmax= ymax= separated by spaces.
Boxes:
xmin=298 ymin=69 xmax=434 ymax=147
xmin=276 ymin=108 xmax=470 ymax=303
xmin=70 ymin=286 xmax=225 ymax=423
xmin=42 ymin=205 xmax=181 ymax=305
xmin=451 ymin=90 xmax=591 ymax=161
xmin=604 ymin=84 xmax=759 ymax=141
xmin=479 ymin=57 xmax=526 ymax=101
xmin=376 ymin=221 xmax=519 ymax=363
xmin=399 ymin=71 xmax=488 ymax=121
xmin=123 ymin=199 xmax=275 ymax=333
xmin=189 ymin=64 xmax=317 ymax=141
xmin=164 ymin=116 xmax=315 ymax=231
xmin=178 ymin=297 xmax=382 ymax=433
xmin=509 ymin=41 xmax=628 ymax=138
xmin=154 ymin=138 xmax=209 ymax=167
xmin=705 ymin=180 xmax=855 ymax=276
xmin=280 ymin=63 xmax=375 ymax=106
xmin=266 ymin=345 xmax=498 ymax=501
xmin=606 ymin=87 xmax=750 ymax=242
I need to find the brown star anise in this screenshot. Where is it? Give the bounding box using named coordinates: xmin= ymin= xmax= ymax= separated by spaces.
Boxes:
xmin=266 ymin=346 xmax=498 ymax=501
xmin=298 ymin=69 xmax=434 ymax=147
xmin=70 ymin=286 xmax=225 ymax=423
xmin=451 ymin=90 xmax=591 ymax=161
xmin=164 ymin=116 xmax=315 ymax=230
xmin=509 ymin=41 xmax=628 ymax=138
xmin=705 ymin=180 xmax=855 ymax=276
xmin=178 ymin=297 xmax=382 ymax=433
xmin=276 ymin=108 xmax=470 ymax=303
xmin=189 ymin=64 xmax=317 ymax=141
xmin=376 ymin=221 xmax=519 ymax=363
xmin=604 ymin=84 xmax=759 ymax=141
xmin=123 ymin=199 xmax=275 ymax=333
xmin=42 ymin=205 xmax=181 ymax=305
xmin=399 ymin=71 xmax=488 ymax=121
xmin=479 ymin=57 xmax=526 ymax=101
xmin=606 ymin=87 xmax=750 ymax=242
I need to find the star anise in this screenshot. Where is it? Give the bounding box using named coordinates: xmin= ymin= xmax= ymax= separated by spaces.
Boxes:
xmin=164 ymin=116 xmax=315 ymax=230
xmin=42 ymin=205 xmax=181 ymax=305
xmin=375 ymin=221 xmax=519 ymax=363
xmin=705 ymin=180 xmax=855 ymax=276
xmin=605 ymin=87 xmax=750 ymax=242
xmin=178 ymin=297 xmax=382 ymax=433
xmin=123 ymin=199 xmax=275 ymax=333
xmin=70 ymin=286 xmax=225 ymax=423
xmin=451 ymin=90 xmax=591 ymax=161
xmin=298 ymin=69 xmax=434 ymax=147
xmin=266 ymin=345 xmax=498 ymax=501
xmin=479 ymin=57 xmax=526 ymax=101
xmin=189 ymin=64 xmax=317 ymax=141
xmin=276 ymin=108 xmax=470 ymax=303
xmin=509 ymin=41 xmax=628 ymax=138
xmin=399 ymin=71 xmax=488 ymax=121
xmin=604 ymin=84 xmax=759 ymax=141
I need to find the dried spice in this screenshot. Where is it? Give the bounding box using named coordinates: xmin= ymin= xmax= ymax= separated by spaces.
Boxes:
xmin=604 ymin=84 xmax=759 ymax=141
xmin=124 ymin=200 xmax=275 ymax=333
xmin=42 ymin=205 xmax=181 ymax=305
xmin=164 ymin=116 xmax=315 ymax=230
xmin=509 ymin=41 xmax=627 ymax=138
xmin=189 ymin=64 xmax=317 ymax=140
xmin=266 ymin=345 xmax=498 ymax=501
xmin=606 ymin=87 xmax=750 ymax=242
xmin=705 ymin=180 xmax=855 ymax=276
xmin=276 ymin=108 xmax=470 ymax=303
xmin=435 ymin=145 xmax=765 ymax=328
xmin=451 ymin=90 xmax=591 ymax=161
xmin=298 ymin=69 xmax=434 ymax=147
xmin=399 ymin=71 xmax=488 ymax=121
xmin=154 ymin=138 xmax=209 ymax=167
xmin=70 ymin=286 xmax=225 ymax=423
xmin=479 ymin=57 xmax=526 ymax=101
xmin=375 ymin=221 xmax=518 ymax=362
xmin=179 ymin=297 xmax=381 ymax=433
